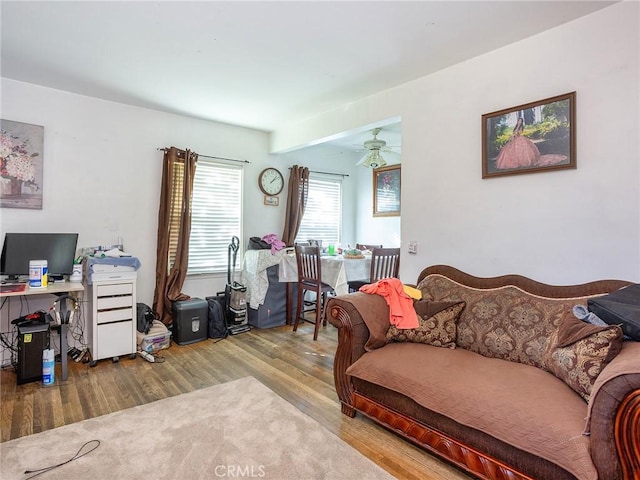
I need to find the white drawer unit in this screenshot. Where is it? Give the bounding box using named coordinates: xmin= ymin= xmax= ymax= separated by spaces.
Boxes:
xmin=86 ymin=276 xmax=137 ymax=365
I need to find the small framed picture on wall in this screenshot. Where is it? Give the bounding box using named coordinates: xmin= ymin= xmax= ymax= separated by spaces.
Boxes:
xmin=264 ymin=195 xmax=279 ymax=206
xmin=373 ymin=165 xmax=400 ymax=217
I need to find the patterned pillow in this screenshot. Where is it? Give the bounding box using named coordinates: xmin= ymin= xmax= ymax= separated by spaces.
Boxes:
xmin=544 ymin=313 xmax=623 ymax=402
xmin=386 ymin=301 xmax=466 ymax=348
xmin=417 ymin=274 xmax=601 ymax=369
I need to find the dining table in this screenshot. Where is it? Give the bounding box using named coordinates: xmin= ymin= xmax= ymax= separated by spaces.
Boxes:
xmin=278 ymin=251 xmax=371 ymax=325
xmin=242 ymin=249 xmax=372 ymax=325
xmin=278 ymin=252 xmax=371 ymax=296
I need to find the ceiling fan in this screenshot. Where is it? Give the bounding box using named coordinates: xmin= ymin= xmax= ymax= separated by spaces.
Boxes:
xmin=356 ymin=127 xmax=399 ymax=168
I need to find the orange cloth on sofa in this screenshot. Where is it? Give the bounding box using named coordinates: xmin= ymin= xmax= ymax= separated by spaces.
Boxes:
xmin=360 ymin=278 xmax=419 ymax=329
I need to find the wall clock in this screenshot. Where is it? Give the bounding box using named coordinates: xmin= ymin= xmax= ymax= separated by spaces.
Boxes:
xmin=258 ymin=167 xmax=284 ymax=196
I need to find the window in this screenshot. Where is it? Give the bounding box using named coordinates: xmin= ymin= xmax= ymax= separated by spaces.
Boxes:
xmin=188 ymin=160 xmax=243 ymax=274
xmin=295 ymin=176 xmax=342 ymax=246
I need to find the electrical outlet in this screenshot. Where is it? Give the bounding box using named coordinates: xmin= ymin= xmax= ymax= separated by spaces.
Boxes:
xmin=408 ymin=241 xmax=418 ymax=254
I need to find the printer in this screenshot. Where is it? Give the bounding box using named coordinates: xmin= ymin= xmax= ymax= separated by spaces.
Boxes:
xmin=84 ymin=256 xmax=141 ymax=284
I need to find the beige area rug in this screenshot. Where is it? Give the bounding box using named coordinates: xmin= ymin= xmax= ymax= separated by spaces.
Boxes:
xmin=1 ymin=377 xmax=393 ymax=479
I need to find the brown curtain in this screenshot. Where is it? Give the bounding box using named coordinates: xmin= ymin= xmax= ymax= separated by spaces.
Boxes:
xmin=153 ymin=146 xmax=198 ymax=324
xmin=282 ymin=165 xmax=309 ymax=246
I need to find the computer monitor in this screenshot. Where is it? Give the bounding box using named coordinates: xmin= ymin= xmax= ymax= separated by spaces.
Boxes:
xmin=0 ymin=233 xmax=79 ymax=282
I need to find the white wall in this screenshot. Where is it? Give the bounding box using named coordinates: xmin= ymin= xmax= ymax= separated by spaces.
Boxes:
xmin=276 ymin=148 xmax=358 ymax=248
xmin=274 ymin=151 xmax=401 ymax=250
xmin=272 ymin=2 xmax=640 ymax=285
xmin=0 ymin=79 xmax=284 ymax=304
xmin=1 ymin=2 xmax=638 ymax=365
xmin=354 ymin=167 xmax=401 ymax=249
xmin=0 ymin=81 xmax=363 ymax=366
xmin=0 ymin=79 xmax=359 ymax=349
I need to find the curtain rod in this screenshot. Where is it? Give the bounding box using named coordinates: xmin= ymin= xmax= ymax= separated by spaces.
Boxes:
xmin=289 ymin=167 xmax=349 ymax=178
xmin=157 ymin=147 xmax=250 ymax=164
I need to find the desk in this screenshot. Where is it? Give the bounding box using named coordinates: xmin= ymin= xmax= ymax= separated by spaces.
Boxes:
xmin=1 ymin=281 xmax=84 ymax=381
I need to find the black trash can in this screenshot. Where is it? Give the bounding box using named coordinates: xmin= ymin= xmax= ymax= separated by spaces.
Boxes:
xmin=172 ymin=298 xmax=208 ymax=345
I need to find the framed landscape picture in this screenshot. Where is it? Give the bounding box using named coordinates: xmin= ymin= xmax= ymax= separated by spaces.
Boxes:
xmin=482 ymin=92 xmax=576 ymax=178
xmin=373 ymin=164 xmax=400 ymax=217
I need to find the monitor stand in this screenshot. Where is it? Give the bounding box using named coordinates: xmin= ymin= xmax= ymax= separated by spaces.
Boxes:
xmin=49 ymin=274 xmax=65 ymax=283
xmin=1 ymin=275 xmax=23 ymax=284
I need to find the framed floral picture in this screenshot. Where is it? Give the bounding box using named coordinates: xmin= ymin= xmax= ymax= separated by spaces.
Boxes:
xmin=482 ymin=92 xmax=576 ymax=178
xmin=1 ymin=119 xmax=44 ymax=209
xmin=373 ymin=164 xmax=400 ymax=217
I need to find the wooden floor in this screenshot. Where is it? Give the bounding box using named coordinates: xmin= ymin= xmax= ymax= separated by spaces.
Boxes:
xmin=1 ymin=322 xmax=470 ymax=480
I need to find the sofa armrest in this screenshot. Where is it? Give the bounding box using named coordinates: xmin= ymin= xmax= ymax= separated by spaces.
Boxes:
xmin=327 ymin=292 xmax=389 ymax=416
xmin=588 ymin=341 xmax=640 ymax=480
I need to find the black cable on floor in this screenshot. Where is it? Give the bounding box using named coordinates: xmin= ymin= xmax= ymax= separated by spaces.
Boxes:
xmin=24 ymin=439 xmax=100 ymax=479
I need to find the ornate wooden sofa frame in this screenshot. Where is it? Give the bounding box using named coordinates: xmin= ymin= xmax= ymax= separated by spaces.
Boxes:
xmin=328 ymin=265 xmax=640 ymax=480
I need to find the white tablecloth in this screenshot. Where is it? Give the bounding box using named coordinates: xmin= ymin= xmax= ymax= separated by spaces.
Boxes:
xmin=242 ymin=250 xmax=287 ymax=308
xmin=278 ymin=254 xmax=371 ymax=296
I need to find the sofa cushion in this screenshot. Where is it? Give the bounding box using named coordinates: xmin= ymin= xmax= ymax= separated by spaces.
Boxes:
xmin=417 ymin=274 xmax=602 ymax=369
xmin=352 ymin=379 xmax=577 ymax=480
xmin=346 ymin=343 xmax=597 ymax=480
xmin=386 ymin=301 xmax=465 ymax=348
xmin=544 ymin=314 xmax=623 ymax=402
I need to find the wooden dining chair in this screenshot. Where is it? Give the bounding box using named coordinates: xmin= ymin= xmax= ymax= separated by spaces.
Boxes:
xmin=356 ymin=243 xmax=383 ymax=251
xmin=348 ymin=247 xmax=401 ymax=292
xmin=293 ymin=245 xmax=335 ymax=340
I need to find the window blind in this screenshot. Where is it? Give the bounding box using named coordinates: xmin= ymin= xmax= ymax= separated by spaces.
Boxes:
xmin=295 ymin=177 xmax=342 ymax=246
xmin=188 ymin=160 xmax=243 ymax=274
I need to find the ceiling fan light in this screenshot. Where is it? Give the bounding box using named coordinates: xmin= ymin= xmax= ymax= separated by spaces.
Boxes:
xmin=363 ymin=150 xmax=387 ymax=168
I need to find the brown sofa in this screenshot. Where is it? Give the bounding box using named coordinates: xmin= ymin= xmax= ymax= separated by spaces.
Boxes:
xmin=327 ymin=265 xmax=640 ymax=480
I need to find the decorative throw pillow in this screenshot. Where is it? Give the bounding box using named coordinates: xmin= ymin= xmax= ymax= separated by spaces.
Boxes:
xmin=386 ymin=301 xmax=466 ymax=348
xmin=544 ymin=313 xmax=623 ymax=402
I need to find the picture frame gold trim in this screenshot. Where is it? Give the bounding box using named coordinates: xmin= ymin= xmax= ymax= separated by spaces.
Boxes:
xmin=373 ymin=164 xmax=400 ymax=217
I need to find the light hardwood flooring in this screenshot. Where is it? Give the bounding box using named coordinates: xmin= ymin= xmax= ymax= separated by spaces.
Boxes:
xmin=1 ymin=322 xmax=470 ymax=480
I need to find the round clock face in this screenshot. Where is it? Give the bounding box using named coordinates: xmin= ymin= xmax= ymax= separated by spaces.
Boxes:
xmin=259 ymin=168 xmax=284 ymax=196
